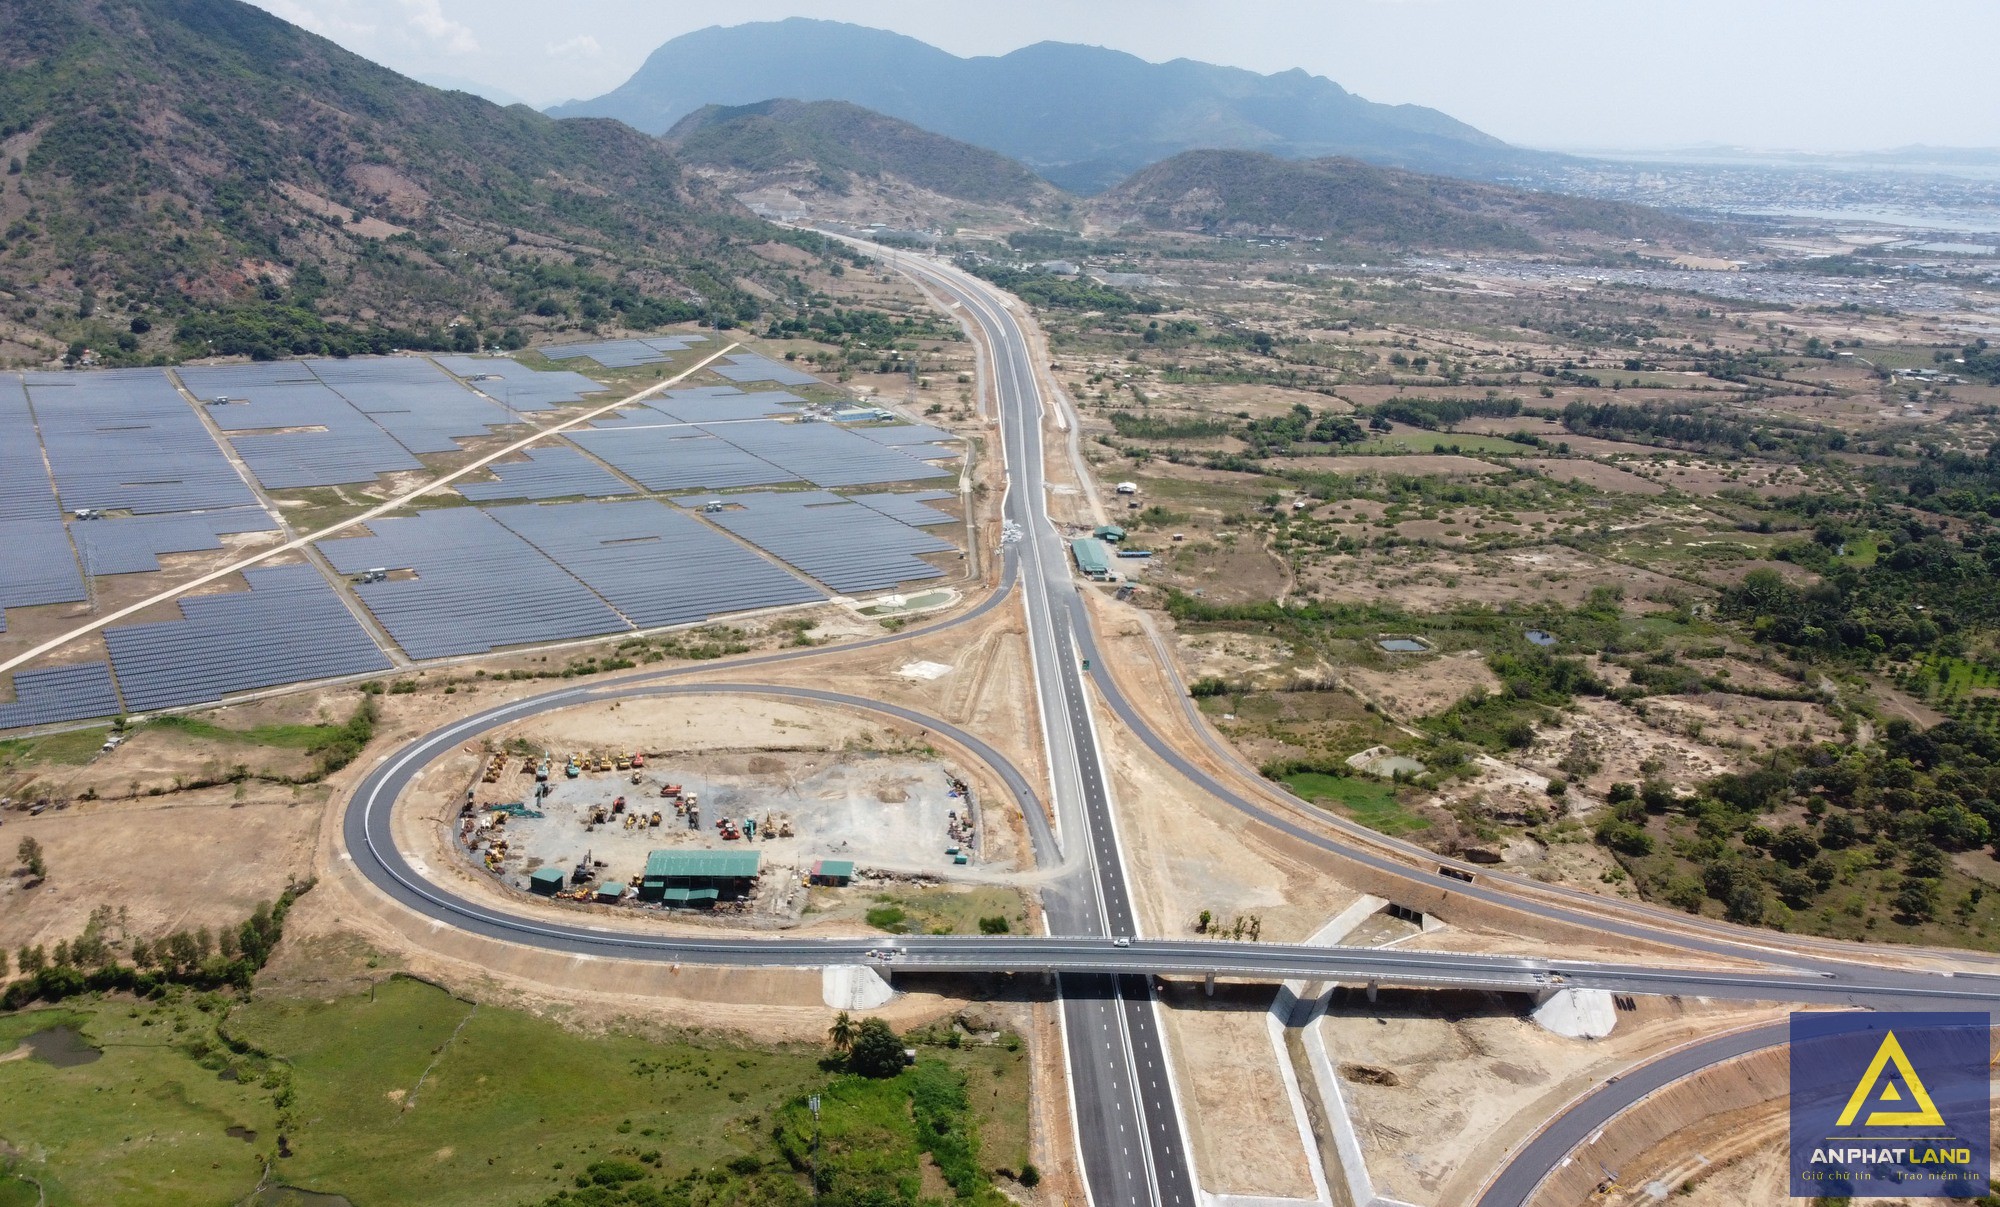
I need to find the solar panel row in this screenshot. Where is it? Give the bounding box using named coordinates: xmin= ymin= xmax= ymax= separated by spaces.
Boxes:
xmin=690 ymin=491 xmax=953 ymax=594
xmin=703 ymin=420 xmax=952 ymax=489
xmin=567 ymin=428 xmax=796 ymax=492
xmin=845 ymin=491 xmax=960 ymax=527
xmin=539 ymin=335 xmax=704 ymax=369
xmin=712 ymin=353 xmax=820 ymax=387
xmin=0 ymin=375 xmax=86 ymax=626
xmin=72 ymin=509 xmax=277 ymax=576
xmin=104 ymin=565 xmax=392 ymax=712
xmin=456 ymin=447 xmax=636 ymax=502
xmin=489 ymin=499 xmax=824 ymax=629
xmin=0 ymin=662 xmax=122 ymax=729
xmin=431 ymin=356 xmax=604 ymax=409
xmin=24 ymin=370 xmax=259 ymax=515
xmin=317 ymin=509 xmax=629 ymax=659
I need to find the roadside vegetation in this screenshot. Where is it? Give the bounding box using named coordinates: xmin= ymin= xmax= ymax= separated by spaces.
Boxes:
xmin=0 ymin=976 xmax=1031 ymax=1207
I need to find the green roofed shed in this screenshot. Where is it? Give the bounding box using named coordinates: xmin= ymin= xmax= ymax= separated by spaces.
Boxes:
xmin=640 ymin=848 xmax=761 ymax=906
xmin=1093 ymin=525 xmax=1126 ymax=542
xmin=644 ymin=850 xmax=762 ymax=879
xmin=811 ymin=859 xmax=855 ymax=885
xmin=1072 ymin=538 xmax=1113 ymax=581
xmin=593 ymin=881 xmax=626 ymax=902
xmin=529 ymin=866 xmax=565 ymax=895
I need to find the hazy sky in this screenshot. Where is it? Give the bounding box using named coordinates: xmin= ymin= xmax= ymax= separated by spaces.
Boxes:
xmin=250 ymin=0 xmax=2000 ymax=151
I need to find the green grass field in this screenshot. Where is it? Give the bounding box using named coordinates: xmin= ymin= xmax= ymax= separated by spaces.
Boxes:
xmin=1365 ymin=431 xmax=1525 ymax=456
xmin=861 ymin=886 xmax=1029 ymax=936
xmin=0 ymin=978 xmax=1031 ymax=1206
xmin=0 ymin=726 xmax=110 ymax=771
xmin=146 ymin=714 xmax=353 ymax=750
xmin=1281 ymin=771 xmax=1430 ymax=835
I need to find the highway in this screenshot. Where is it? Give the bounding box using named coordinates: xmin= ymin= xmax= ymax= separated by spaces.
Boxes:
xmin=335 ymin=247 xmax=2000 ymax=1206
xmin=1474 ymin=1023 xmax=1790 ymax=1207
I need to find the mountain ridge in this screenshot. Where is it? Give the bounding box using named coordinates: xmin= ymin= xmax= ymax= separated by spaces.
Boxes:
xmin=549 ymin=18 xmax=1542 ymax=192
xmin=0 ymin=0 xmax=807 ymax=366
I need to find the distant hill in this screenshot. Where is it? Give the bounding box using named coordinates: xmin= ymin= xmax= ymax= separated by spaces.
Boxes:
xmin=665 ymin=99 xmax=1061 ymax=212
xmin=550 ymin=18 xmax=1542 ymax=193
xmin=0 ymin=0 xmax=809 ymax=366
xmin=1096 ymin=150 xmax=1710 ymax=250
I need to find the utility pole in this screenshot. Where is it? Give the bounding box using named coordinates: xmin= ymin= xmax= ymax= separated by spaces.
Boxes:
xmin=808 ymin=1094 xmax=822 ymax=1204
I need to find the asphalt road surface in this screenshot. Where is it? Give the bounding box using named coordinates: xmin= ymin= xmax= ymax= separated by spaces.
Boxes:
xmin=336 ymin=246 xmax=2000 ymax=1206
xmin=1475 ymin=1022 xmax=1791 ymax=1207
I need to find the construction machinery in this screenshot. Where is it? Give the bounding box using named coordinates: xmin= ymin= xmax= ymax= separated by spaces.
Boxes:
xmin=565 ymin=756 xmax=580 ymax=779
xmin=631 ymin=752 xmax=646 ymax=768
xmin=661 ymin=783 xmax=683 ymax=799
xmin=649 ymin=810 xmax=662 ymax=828
xmin=611 ymin=796 xmax=625 ymax=815
xmin=615 ymin=756 xmax=631 ymax=772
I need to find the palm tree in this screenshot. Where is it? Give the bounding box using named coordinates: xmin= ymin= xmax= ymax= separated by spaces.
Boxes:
xmin=828 ymin=1011 xmax=855 ymax=1053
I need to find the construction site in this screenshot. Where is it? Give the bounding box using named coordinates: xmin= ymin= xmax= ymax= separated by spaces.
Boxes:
xmin=456 ymin=738 xmax=990 ymax=923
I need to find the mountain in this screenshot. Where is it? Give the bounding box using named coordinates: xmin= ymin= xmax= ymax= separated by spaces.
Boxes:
xmin=665 ymin=98 xmax=1062 ymax=218
xmin=0 ymin=0 xmax=808 ymax=366
xmin=549 ymin=19 xmax=1540 ymax=193
xmin=1096 ymin=150 xmax=1711 ymax=250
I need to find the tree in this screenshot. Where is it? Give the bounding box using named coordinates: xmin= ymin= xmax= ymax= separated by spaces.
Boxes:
xmin=978 ymin=915 xmax=1011 ymax=935
xmin=16 ymin=837 xmax=44 ymax=881
xmin=847 ymin=1018 xmax=906 ymax=1078
xmin=1895 ymin=878 xmax=1941 ymax=924
xmin=827 ymin=1011 xmax=855 ymax=1054
xmin=1196 ymin=909 xmax=1212 ymax=934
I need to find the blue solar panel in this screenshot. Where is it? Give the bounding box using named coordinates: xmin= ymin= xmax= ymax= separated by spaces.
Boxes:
xmin=488 ymin=499 xmax=823 ymax=628
xmin=309 ymin=357 xmax=512 ymax=455
xmin=702 ymin=420 xmax=953 ymax=489
xmin=846 ymin=491 xmax=960 ymax=527
xmin=852 ymin=420 xmax=956 ymax=446
xmin=229 ymin=410 xmax=422 ymax=488
xmin=105 ymin=565 xmax=392 ymax=711
xmin=0 ymin=374 xmax=86 ymax=625
xmin=456 ymin=447 xmax=636 ymax=502
xmin=647 ymin=387 xmax=808 ymax=423
xmin=689 ymin=491 xmax=955 ymax=594
xmin=711 ymin=353 xmax=820 ymax=386
xmin=0 ymin=662 xmax=121 ymax=730
xmin=70 ymin=509 xmax=277 ymax=576
xmin=431 ymin=356 xmax=606 ymax=409
xmin=567 ymin=428 xmax=797 ymax=492
xmin=24 ymin=369 xmax=259 ymax=515
xmin=317 ymin=509 xmax=630 ymax=659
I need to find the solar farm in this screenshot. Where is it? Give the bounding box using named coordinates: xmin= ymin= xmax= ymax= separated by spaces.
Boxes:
xmin=0 ymin=340 xmax=968 ymax=731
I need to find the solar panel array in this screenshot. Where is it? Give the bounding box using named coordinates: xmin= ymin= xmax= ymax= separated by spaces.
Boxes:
xmin=539 ymin=335 xmax=706 ymax=369
xmin=24 ymin=370 xmax=259 ymax=515
xmin=431 ymin=356 xmax=604 ymax=409
xmin=318 ymin=509 xmax=628 ymax=658
xmin=72 ymin=509 xmax=276 ymax=576
xmin=0 ymin=662 xmax=121 ymax=729
xmin=691 ymin=492 xmax=953 ymax=594
xmin=308 ymin=357 xmax=506 ymax=455
xmin=846 ymin=491 xmax=959 ymax=527
xmin=711 ymin=420 xmax=953 ymax=489
xmin=181 ymin=358 xmax=521 ymax=488
xmin=490 ymin=500 xmax=823 ymax=628
xmin=567 ymin=429 xmax=799 ymax=492
xmin=712 ymin=353 xmax=819 ymax=387
xmin=456 ymin=447 xmax=636 ymax=502
xmin=646 ymin=386 xmax=808 ymax=423
xmin=851 ymin=420 xmax=956 ymax=447
xmin=104 ymin=565 xmax=392 ymax=712
xmin=0 ymin=375 xmax=86 ymax=626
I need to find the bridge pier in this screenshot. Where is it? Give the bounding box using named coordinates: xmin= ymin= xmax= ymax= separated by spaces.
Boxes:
xmin=1204 ymin=971 xmax=1214 ymax=996
xmin=1366 ymin=979 xmax=1378 ymax=1004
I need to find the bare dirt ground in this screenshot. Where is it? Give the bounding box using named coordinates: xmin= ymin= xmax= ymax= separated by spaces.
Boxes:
xmin=0 ymin=781 xmax=323 ymax=951
xmin=1156 ymin=985 xmax=1316 ymax=1200
xmin=1296 ymin=544 xmax=1689 ymax=612
xmin=1341 ymin=651 xmax=1499 ymax=720
xmin=1328 ymin=991 xmax=1792 ymax=1207
xmin=1521 ymin=457 xmax=1666 ymax=494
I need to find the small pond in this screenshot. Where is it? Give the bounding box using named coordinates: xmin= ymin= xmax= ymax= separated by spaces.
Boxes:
xmin=1525 ymin=630 xmax=1557 ymax=647
xmin=1377 ymin=637 xmax=1431 ymax=653
xmin=23 ymin=1025 xmax=101 ymax=1068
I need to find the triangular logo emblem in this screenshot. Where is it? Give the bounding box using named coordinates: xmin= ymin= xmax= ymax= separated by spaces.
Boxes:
xmin=1835 ymin=1031 xmax=1946 ymax=1127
